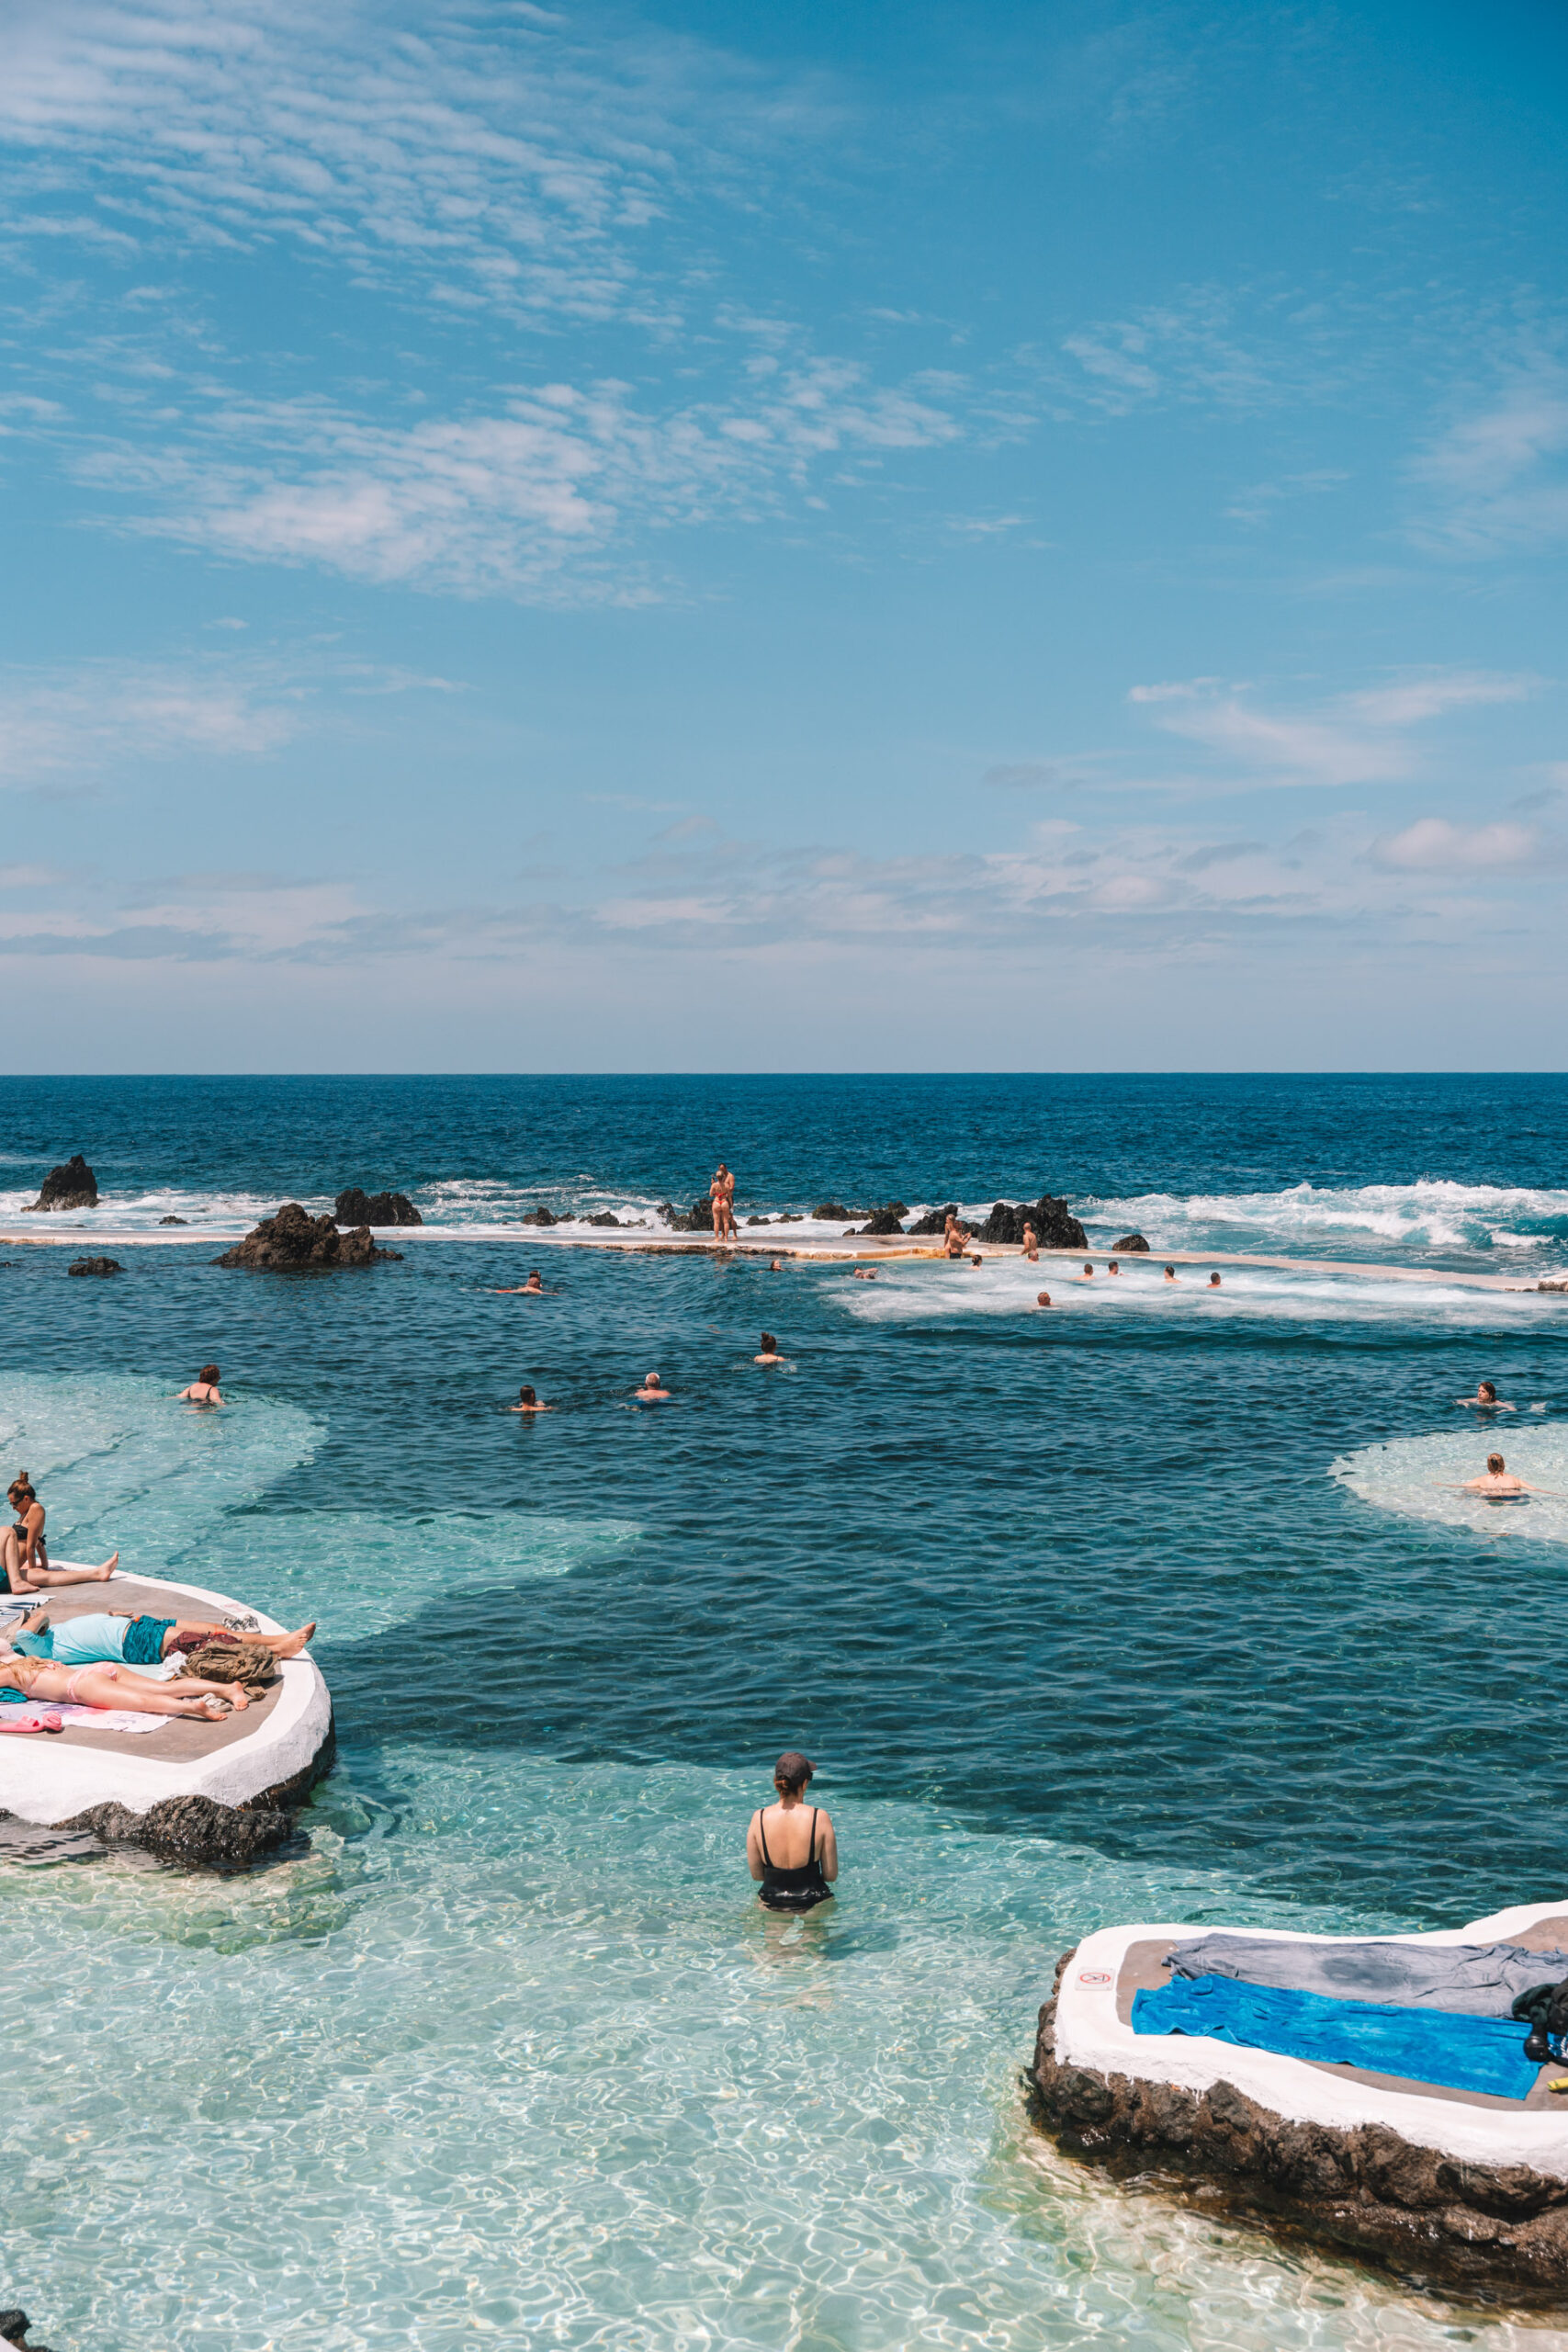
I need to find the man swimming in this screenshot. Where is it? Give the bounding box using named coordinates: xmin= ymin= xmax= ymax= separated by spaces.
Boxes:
xmin=1079 ymin=1261 xmax=1094 ymax=1280
xmin=635 ymin=1371 xmax=672 ymax=1401
xmin=852 ymin=1267 xmax=878 ymax=1281
xmin=508 ymin=1385 xmax=552 ymax=1413
xmin=1163 ymin=1264 xmax=1179 ymax=1283
xmin=1458 ymin=1380 xmax=1516 ymax=1411
xmin=1207 ymin=1272 xmax=1222 ymax=1289
xmin=1108 ymin=1259 xmax=1121 ymax=1275
xmin=1036 ymin=1291 xmax=1052 ymax=1307
xmin=492 ymin=1270 xmax=546 ymax=1295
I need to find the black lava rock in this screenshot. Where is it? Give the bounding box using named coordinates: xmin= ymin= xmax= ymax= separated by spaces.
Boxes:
xmin=520 ymin=1205 xmax=557 ymax=1227
xmin=812 ymin=1200 xmax=851 ymax=1222
xmin=978 ymin=1194 xmax=1089 ymax=1249
xmin=216 ymin=1204 xmax=401 ymax=1269
xmin=158 ymin=1215 xmax=188 ymax=1226
xmin=859 ymin=1207 xmax=906 ymax=1235
xmin=66 ymin=1256 xmax=120 ymax=1277
xmin=584 ymin=1211 xmax=622 ymax=1227
xmin=334 ymin=1187 xmax=422 ymax=1227
xmin=27 ymin=1153 xmax=97 ymax=1212
xmin=906 ymin=1202 xmax=959 ymax=1236
xmin=1112 ymin=1231 xmax=1150 ymax=1252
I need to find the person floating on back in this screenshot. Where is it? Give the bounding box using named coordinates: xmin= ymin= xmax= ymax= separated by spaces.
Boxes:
xmin=748 ymin=1751 xmax=837 ymax=1912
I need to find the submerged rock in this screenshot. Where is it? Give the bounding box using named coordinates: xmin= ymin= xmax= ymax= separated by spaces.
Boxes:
xmin=26 ymin=1153 xmax=97 ymax=1212
xmin=216 ymin=1204 xmax=401 ymax=1270
xmin=1112 ymin=1232 xmax=1150 ymax=1253
xmin=906 ymin=1202 xmax=959 ymax=1236
xmin=980 ymin=1195 xmax=1089 ymax=1250
xmin=67 ymin=1256 xmax=120 ymax=1277
xmin=334 ymin=1186 xmax=422 ymax=1227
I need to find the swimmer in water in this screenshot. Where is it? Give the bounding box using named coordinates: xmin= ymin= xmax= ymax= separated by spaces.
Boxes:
xmin=1163 ymin=1264 xmax=1179 ymax=1283
xmin=508 ymin=1385 xmax=552 ymax=1413
xmin=1456 ymin=1453 xmax=1560 ymax=1498
xmin=769 ymin=1258 xmax=783 ymax=1272
xmin=1021 ymin=1221 xmax=1039 ymax=1261
xmin=1079 ymin=1261 xmax=1094 ymax=1281
xmin=176 ymin=1363 xmax=224 ymax=1405
xmin=634 ymin=1371 xmax=672 ymax=1402
xmin=1458 ymin=1380 xmax=1516 ymax=1412
xmin=1036 ymin=1291 xmax=1052 ymax=1307
xmin=1108 ymin=1259 xmax=1120 ymax=1276
xmin=1207 ymin=1272 xmax=1222 ymax=1289
xmin=755 ymin=1333 xmax=784 ymax=1363
xmin=492 ymin=1270 xmax=546 ymax=1295
xmin=852 ymin=1267 xmax=877 ymax=1281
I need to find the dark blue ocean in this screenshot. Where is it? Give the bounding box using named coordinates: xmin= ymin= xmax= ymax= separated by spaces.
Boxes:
xmin=6 ymin=1075 xmax=1568 ymax=2347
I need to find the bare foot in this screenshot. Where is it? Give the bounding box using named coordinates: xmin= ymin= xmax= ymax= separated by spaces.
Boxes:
xmin=274 ymin=1623 xmax=316 ymax=1657
xmin=223 ymin=1682 xmax=251 ymax=1712
xmin=194 ymin=1694 xmax=229 ymax=1718
xmin=94 ymin=1554 xmax=119 ymax=1580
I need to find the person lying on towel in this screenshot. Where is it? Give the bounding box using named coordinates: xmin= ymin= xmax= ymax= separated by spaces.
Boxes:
xmin=4 ymin=1608 xmax=313 ymax=1670
xmin=0 ymin=1653 xmax=254 ymax=1721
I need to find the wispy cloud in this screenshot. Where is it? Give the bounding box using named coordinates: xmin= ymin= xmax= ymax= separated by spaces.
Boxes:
xmin=1370 ymin=817 xmax=1544 ymax=872
xmin=1126 ymin=669 xmax=1538 ymax=790
xmin=0 ymin=659 xmax=298 ymax=783
xmin=1411 ymin=363 xmax=1568 ymax=552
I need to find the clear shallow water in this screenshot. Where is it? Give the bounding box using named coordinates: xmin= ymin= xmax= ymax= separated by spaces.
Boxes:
xmin=6 ymin=1077 xmax=1568 ymax=2346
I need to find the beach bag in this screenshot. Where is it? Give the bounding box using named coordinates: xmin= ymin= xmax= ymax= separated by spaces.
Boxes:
xmin=1510 ymin=1977 xmax=1568 ymax=2064
xmin=175 ymin=1639 xmax=276 ymax=1692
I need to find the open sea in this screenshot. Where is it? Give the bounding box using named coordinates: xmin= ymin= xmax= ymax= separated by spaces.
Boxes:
xmin=6 ymin=1072 xmax=1568 ymax=2351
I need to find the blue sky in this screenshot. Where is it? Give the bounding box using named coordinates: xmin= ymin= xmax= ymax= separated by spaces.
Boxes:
xmin=1 ymin=0 xmax=1565 ymax=1070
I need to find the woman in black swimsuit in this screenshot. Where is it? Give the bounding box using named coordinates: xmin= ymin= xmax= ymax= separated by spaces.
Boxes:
xmin=747 ymin=1751 xmax=838 ymax=1912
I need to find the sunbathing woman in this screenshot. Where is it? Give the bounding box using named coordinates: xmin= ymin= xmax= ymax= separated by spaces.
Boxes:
xmin=3 ymin=1476 xmax=119 ymax=1593
xmin=0 ymin=1652 xmax=252 ymax=1719
xmin=6 ymin=1608 xmax=314 ymax=1668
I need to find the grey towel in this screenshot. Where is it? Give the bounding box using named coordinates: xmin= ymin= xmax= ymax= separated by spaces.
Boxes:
xmin=1167 ymin=1932 xmax=1568 ymax=2018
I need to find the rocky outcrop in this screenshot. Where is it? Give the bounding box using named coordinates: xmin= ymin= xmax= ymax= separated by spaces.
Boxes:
xmin=215 ymin=1204 xmax=401 ymax=1270
xmin=812 ymin=1200 xmax=852 ymax=1222
xmin=907 ymin=1202 xmax=960 ymax=1236
xmin=51 ymin=1724 xmax=335 ymax=1871
xmin=1112 ymin=1232 xmax=1150 ymax=1252
xmin=859 ymin=1206 xmax=906 ymax=1236
xmin=1031 ymin=1950 xmax=1568 ymax=2295
xmin=67 ymin=1256 xmax=120 ymax=1277
xmin=980 ymin=1194 xmax=1089 ymax=1249
xmin=584 ymin=1211 xmax=623 ymax=1227
xmin=334 ymin=1187 xmax=422 ymax=1227
xmin=158 ymin=1215 xmax=188 ymax=1226
xmin=520 ymin=1205 xmax=557 ymax=1227
xmin=659 ymin=1197 xmax=723 ymax=1233
xmin=26 ymin=1153 xmax=97 ymax=1212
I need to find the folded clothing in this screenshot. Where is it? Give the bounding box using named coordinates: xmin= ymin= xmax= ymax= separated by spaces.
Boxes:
xmin=1168 ymin=1932 xmax=1568 ymax=2018
xmin=121 ymin=1614 xmax=173 ymax=1665
xmin=1134 ymin=1973 xmax=1540 ymax=2101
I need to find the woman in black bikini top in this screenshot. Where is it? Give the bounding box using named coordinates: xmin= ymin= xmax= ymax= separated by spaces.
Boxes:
xmin=748 ymin=1750 xmax=838 ymax=1912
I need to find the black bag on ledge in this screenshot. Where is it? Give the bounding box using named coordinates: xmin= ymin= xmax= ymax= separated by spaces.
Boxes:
xmin=1510 ymin=1976 xmax=1568 ymax=2064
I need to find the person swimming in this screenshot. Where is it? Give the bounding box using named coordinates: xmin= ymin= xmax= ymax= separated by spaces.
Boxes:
xmin=755 ymin=1333 xmax=784 ymax=1363
xmin=1163 ymin=1264 xmax=1179 ymax=1283
xmin=747 ymin=1751 xmax=837 ymax=1912
xmin=635 ymin=1371 xmax=672 ymax=1401
xmin=1108 ymin=1259 xmax=1120 ymax=1275
xmin=177 ymin=1363 xmax=224 ymax=1405
xmin=492 ymin=1270 xmax=547 ymax=1295
xmin=1036 ymin=1291 xmax=1052 ymax=1307
xmin=852 ymin=1267 xmax=877 ymax=1281
xmin=3 ymin=1476 xmax=119 ymax=1594
xmin=1458 ymin=1380 xmax=1516 ymax=1411
xmin=1456 ymin=1453 xmax=1560 ymax=1498
xmin=508 ymin=1385 xmax=552 ymax=1413
xmin=769 ymin=1258 xmax=784 ymax=1272
xmin=1079 ymin=1262 xmax=1094 ymax=1280
xmin=1208 ymin=1272 xmax=1222 ymax=1289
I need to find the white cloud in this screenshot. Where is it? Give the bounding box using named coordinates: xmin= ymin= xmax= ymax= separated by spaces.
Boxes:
xmin=1348 ymin=672 xmax=1535 ymax=727
xmin=1412 ymin=365 xmax=1568 ymax=551
xmin=1371 ymin=818 xmax=1540 ymax=872
xmin=1125 ymin=670 xmax=1538 ymax=790
xmin=0 ymin=660 xmax=298 ymax=782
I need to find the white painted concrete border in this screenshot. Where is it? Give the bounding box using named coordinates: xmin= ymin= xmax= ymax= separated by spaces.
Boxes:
xmin=0 ymin=1569 xmax=331 ymax=1824
xmin=1054 ymin=1904 xmax=1568 ymax=2176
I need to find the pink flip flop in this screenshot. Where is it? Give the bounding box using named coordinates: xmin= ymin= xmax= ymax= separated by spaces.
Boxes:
xmin=0 ymin=1707 xmax=64 ymax=1734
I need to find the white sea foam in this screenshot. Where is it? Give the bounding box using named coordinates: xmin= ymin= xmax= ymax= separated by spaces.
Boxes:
xmin=1333 ymin=1425 xmax=1568 ymax=1546
xmin=1082 ymin=1178 xmax=1568 ymax=1271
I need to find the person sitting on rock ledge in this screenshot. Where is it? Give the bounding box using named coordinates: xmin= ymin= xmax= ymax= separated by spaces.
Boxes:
xmin=508 ymin=1385 xmax=552 ymax=1414
xmin=491 ymin=1270 xmax=546 ymax=1295
xmin=0 ymin=1651 xmax=251 ymax=1720
xmin=176 ymin=1363 xmax=224 ymax=1405
xmin=4 ymin=1477 xmax=119 ymax=1593
xmin=5 ymin=1607 xmax=315 ymax=1670
xmin=634 ymin=1371 xmax=672 ymax=1402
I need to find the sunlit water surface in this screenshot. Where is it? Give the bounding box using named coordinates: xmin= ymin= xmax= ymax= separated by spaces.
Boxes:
xmin=6 ymin=1078 xmax=1568 ymax=2348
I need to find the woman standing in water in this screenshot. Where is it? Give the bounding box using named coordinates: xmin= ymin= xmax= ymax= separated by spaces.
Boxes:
xmin=3 ymin=1476 xmax=118 ymax=1593
xmin=747 ymin=1752 xmax=838 ymax=1912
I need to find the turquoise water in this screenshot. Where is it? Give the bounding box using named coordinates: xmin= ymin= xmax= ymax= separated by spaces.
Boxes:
xmin=6 ymin=1078 xmax=1568 ymax=2346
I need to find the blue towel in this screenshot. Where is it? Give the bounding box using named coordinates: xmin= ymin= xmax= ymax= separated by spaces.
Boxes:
xmin=1133 ymin=1972 xmax=1540 ymax=2101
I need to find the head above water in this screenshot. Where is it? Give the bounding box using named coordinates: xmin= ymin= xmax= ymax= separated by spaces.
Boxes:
xmin=1083 ymin=1261 xmax=1093 ymax=1274
xmin=1108 ymin=1260 xmax=1120 ymax=1273
xmin=1209 ymin=1272 xmax=1222 ymax=1287
xmin=761 ymin=1333 xmax=777 ymax=1352
xmin=1479 ymin=1381 xmax=1497 ymax=1401
xmin=197 ymin=1363 xmax=220 ymax=1385
xmin=519 ymin=1385 xmax=536 ymax=1405
xmin=1488 ymin=1453 xmax=1506 ymax=1474
xmin=773 ymin=1751 xmax=815 ymax=1794
xmin=1036 ymin=1291 xmax=1052 ymax=1307
xmin=1164 ymin=1264 xmax=1175 ymax=1277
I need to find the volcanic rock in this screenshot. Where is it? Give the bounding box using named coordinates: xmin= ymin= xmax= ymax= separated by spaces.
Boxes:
xmin=859 ymin=1206 xmax=906 ymax=1236
xmin=66 ymin=1256 xmax=120 ymax=1277
xmin=812 ymin=1200 xmax=852 ymax=1222
xmin=979 ymin=1194 xmax=1089 ymax=1250
xmin=159 ymin=1215 xmax=188 ymax=1226
xmin=906 ymin=1202 xmax=959 ymax=1236
xmin=216 ymin=1204 xmax=401 ymax=1270
xmin=27 ymin=1153 xmax=97 ymax=1212
xmin=584 ymin=1211 xmax=622 ymax=1227
xmin=333 ymin=1187 xmax=422 ymax=1227
xmin=1112 ymin=1232 xmax=1150 ymax=1253
xmin=0 ymin=2308 xmax=54 ymax=2350
xmin=520 ymin=1205 xmax=557 ymax=1227
xmin=746 ymin=1215 xmax=772 ymax=1226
